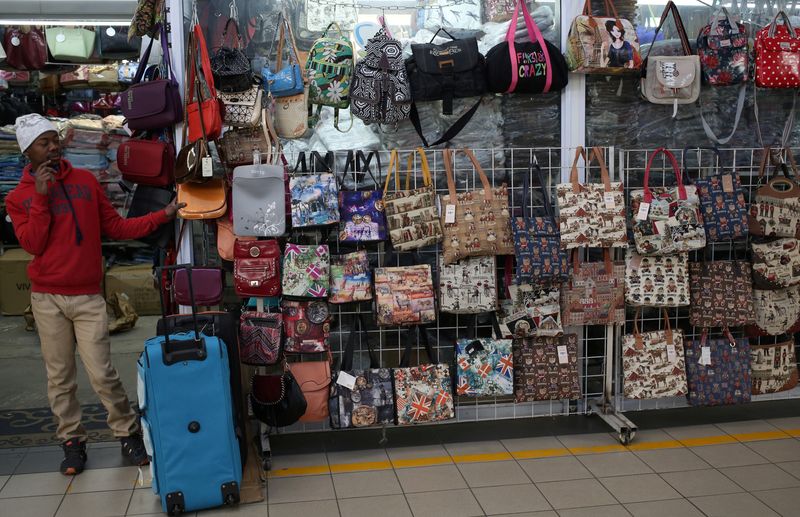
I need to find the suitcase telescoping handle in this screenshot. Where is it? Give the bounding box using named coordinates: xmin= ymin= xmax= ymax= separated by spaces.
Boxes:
xmin=156 ymin=264 xmax=207 ymax=366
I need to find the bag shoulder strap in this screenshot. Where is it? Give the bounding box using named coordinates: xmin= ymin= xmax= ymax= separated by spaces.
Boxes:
xmin=506 ymin=0 xmax=552 ymax=93
xmin=641 ymin=0 xmax=693 ymax=70
xmin=700 ymin=82 xmax=746 ymax=145
xmin=409 ymin=98 xmax=482 ymax=148
xmin=399 ymin=325 xmax=437 ymax=367
xmin=341 ymin=313 xmax=379 ymax=371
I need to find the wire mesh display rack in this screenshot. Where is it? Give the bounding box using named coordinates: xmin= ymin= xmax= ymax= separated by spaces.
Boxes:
xmin=613 ymin=147 xmax=800 ymax=424
xmin=258 ymin=147 xmax=624 ymax=440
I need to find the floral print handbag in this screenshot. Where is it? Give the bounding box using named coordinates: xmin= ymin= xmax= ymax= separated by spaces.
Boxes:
xmin=514 ymin=163 xmax=570 ymax=284
xmin=697 ymin=8 xmax=749 ymax=85
xmin=338 ymin=151 xmax=387 ymax=243
xmin=394 ymin=328 xmax=454 ymax=425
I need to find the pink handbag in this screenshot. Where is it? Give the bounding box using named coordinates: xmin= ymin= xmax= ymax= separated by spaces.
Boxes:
xmin=173 ymin=267 xmax=224 ymax=306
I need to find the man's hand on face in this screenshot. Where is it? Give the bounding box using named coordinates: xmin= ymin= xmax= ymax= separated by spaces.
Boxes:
xmin=163 ymin=199 xmax=187 ymax=220
xmin=34 ymin=162 xmax=57 ymax=195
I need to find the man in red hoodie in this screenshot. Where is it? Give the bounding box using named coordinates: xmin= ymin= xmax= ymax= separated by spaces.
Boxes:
xmin=5 ymin=114 xmax=183 ymax=475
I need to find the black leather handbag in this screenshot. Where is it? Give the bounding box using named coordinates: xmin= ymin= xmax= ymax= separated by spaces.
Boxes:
xmin=210 ymin=19 xmax=253 ymax=93
xmin=126 ymin=185 xmax=174 ymax=248
xmin=250 ymin=371 xmax=308 ymax=428
xmin=97 ymin=26 xmax=142 ymax=58
xmin=405 ymin=29 xmax=487 ymax=147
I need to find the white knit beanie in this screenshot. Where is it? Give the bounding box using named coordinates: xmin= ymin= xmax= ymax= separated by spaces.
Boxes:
xmin=15 ymin=114 xmax=58 ymax=153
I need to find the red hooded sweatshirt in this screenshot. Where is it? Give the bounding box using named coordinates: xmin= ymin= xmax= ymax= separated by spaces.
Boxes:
xmin=4 ymin=159 xmax=170 ymax=295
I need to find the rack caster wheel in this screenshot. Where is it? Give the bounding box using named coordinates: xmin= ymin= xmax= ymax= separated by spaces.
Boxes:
xmin=262 ymin=458 xmax=272 ymax=471
xmin=618 ymin=428 xmax=635 ymax=445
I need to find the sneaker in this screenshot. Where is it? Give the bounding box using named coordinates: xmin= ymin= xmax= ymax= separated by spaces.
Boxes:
xmin=60 ymin=439 xmax=87 ymax=476
xmin=120 ymin=434 xmax=150 ymax=466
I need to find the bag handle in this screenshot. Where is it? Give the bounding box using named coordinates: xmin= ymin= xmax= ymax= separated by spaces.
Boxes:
xmin=632 ymin=308 xmax=673 ymax=350
xmin=769 ymin=10 xmax=799 ymax=38
xmin=409 ymin=98 xmax=483 ymax=148
xmin=589 ymin=147 xmax=613 ymax=192
xmin=399 ymin=325 xmax=437 ymax=367
xmin=357 ymin=150 xmax=381 ymax=187
xmin=383 ymin=149 xmax=431 ymax=194
xmin=522 ymin=161 xmax=555 ymax=220
xmin=272 ymin=16 xmax=302 ymax=71
xmin=322 ymin=22 xmax=347 ymax=40
xmin=641 ymin=1 xmax=693 ymax=69
xmin=429 ymin=27 xmax=457 ymax=43
xmin=709 ymin=7 xmax=740 ymax=35
xmin=443 ymin=148 xmax=494 ymax=202
xmin=643 ymin=147 xmax=686 ymax=203
xmin=383 ymin=150 xmax=400 ymax=194
xmin=571 ymin=248 xmax=614 ymax=279
xmin=187 ymin=24 xmax=218 ymax=104
xmin=219 ymin=18 xmax=243 ymax=50
xmin=341 ymin=312 xmax=379 ymax=371
xmin=505 ymin=0 xmax=552 ymax=94
xmin=700 ymin=83 xmax=746 ymax=145
xmin=133 ymin=24 xmax=176 ymax=85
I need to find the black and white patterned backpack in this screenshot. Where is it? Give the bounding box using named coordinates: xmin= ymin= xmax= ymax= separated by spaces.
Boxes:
xmin=350 ymin=28 xmax=411 ymax=125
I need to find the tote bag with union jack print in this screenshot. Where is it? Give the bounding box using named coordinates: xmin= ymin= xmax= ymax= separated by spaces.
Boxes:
xmin=282 ymin=243 xmax=330 ymax=298
xmin=394 ymin=329 xmax=454 ymax=425
xmin=455 ymin=337 xmax=513 ymax=397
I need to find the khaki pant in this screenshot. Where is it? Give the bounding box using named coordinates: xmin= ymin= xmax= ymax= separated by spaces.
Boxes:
xmin=31 ymin=293 xmax=137 ymax=442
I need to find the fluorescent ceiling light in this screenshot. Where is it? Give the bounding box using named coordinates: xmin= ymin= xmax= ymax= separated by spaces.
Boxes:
xmin=0 ymin=19 xmax=130 ymax=26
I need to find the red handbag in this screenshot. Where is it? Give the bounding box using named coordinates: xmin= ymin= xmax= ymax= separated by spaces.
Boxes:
xmin=117 ymin=138 xmax=176 ymax=186
xmin=754 ymin=11 xmax=800 ymax=88
xmin=233 ymin=239 xmax=281 ymax=297
xmin=173 ymin=267 xmax=224 ymax=306
xmin=187 ymin=24 xmax=224 ymax=143
xmin=4 ymin=27 xmax=47 ymax=70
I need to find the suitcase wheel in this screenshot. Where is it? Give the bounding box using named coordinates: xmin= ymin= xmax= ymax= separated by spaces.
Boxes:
xmin=221 ymin=481 xmax=240 ymax=506
xmin=166 ymin=491 xmax=185 ymax=516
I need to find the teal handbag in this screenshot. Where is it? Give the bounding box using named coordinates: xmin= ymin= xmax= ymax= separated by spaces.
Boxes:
xmin=45 ymin=27 xmax=96 ymax=61
xmin=306 ymin=23 xmax=354 ymax=131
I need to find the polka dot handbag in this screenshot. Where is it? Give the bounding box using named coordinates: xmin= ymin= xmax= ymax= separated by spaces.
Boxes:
xmin=754 ymin=11 xmax=800 ymax=89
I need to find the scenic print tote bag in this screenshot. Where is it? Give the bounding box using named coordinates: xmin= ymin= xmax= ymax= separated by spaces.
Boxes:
xmin=750 ymin=338 xmax=798 ymax=395
xmin=622 ymin=311 xmax=687 ymax=399
xmin=374 ymin=265 xmax=436 ymax=326
xmin=561 ymin=251 xmax=625 ymax=326
xmin=329 ymin=250 xmax=372 ymax=304
xmin=438 ymin=255 xmax=498 ymax=314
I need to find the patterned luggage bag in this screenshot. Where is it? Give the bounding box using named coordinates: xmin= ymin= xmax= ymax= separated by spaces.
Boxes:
xmin=751 ymin=238 xmax=800 ymax=289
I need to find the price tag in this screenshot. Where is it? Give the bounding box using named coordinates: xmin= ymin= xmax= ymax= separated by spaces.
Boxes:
xmin=628 ymin=253 xmax=642 ymax=270
xmin=557 ymin=345 xmax=569 ymax=364
xmin=654 ymin=220 xmax=666 ymax=235
xmin=700 ymin=346 xmax=711 ymax=366
xmin=720 ymin=39 xmax=731 ymax=47
xmin=603 ymin=192 xmax=616 ymax=209
xmin=722 ymin=174 xmax=734 ymax=193
xmin=106 ymin=27 xmax=117 ymax=37
xmin=507 ymin=284 xmax=519 ymax=300
xmin=253 ymin=150 xmax=261 ymax=166
xmin=666 ymin=344 xmax=677 ymax=362
xmin=636 ymin=202 xmax=650 ymax=221
xmin=56 ymin=33 xmax=66 ymax=43
xmin=202 ymin=157 xmax=213 ymax=177
xmin=336 ymin=371 xmax=357 ymax=390
xmin=10 ymin=36 xmax=20 ymax=47
xmin=445 ymin=204 xmax=456 ymax=224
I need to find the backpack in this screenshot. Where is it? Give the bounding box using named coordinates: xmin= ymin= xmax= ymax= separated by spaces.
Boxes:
xmin=350 ymin=28 xmax=411 ymax=125
xmin=306 ymin=22 xmax=354 ymax=132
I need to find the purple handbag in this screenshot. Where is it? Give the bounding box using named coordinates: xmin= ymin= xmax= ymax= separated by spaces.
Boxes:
xmin=121 ymin=25 xmax=183 ymax=131
xmin=173 ymin=267 xmax=224 ymax=306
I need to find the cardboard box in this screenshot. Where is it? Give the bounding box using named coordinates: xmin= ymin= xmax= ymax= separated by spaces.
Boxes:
xmin=105 ymin=264 xmax=160 ymax=316
xmin=0 ymin=248 xmax=33 ymax=315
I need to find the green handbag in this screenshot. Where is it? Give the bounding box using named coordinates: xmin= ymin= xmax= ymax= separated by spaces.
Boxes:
xmin=305 ymin=22 xmax=354 ymax=132
xmin=45 ymin=27 xmax=96 ymax=62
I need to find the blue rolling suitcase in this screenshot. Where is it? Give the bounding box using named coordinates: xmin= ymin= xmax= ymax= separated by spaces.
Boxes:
xmin=138 ymin=266 xmax=242 ymax=515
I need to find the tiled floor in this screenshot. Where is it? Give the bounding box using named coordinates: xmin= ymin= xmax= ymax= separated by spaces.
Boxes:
xmin=2 ymin=418 xmax=800 ymax=516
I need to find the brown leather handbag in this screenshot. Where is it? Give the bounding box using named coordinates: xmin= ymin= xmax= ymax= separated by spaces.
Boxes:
xmin=287 ymin=357 xmax=332 ymax=423
xmin=233 ymin=239 xmax=281 ymax=297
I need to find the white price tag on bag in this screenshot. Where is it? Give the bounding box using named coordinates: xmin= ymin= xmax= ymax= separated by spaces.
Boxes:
xmin=603 ymin=192 xmax=616 ymax=209
xmin=700 ymin=346 xmax=711 ymax=366
xmin=202 ymin=157 xmax=213 ymax=177
xmin=666 ymin=344 xmax=677 ymax=362
xmin=336 ymin=371 xmax=357 ymax=390
xmin=445 ymin=204 xmax=456 ymax=224
xmin=636 ymin=202 xmax=650 ymax=221
xmin=557 ymin=345 xmax=569 ymax=364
